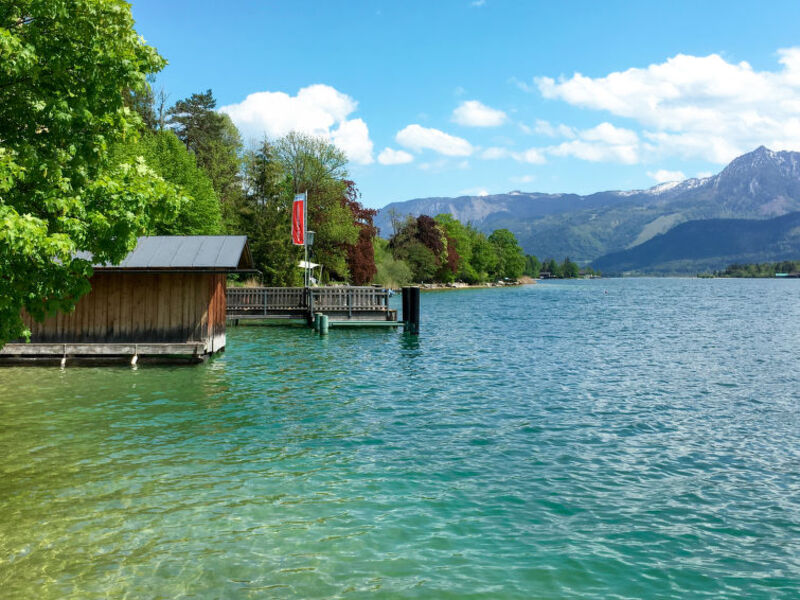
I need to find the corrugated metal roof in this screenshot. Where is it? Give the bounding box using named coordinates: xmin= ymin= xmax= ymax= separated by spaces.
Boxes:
xmin=87 ymin=236 xmax=253 ymax=271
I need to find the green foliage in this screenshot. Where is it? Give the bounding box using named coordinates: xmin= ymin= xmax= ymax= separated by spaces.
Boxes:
xmin=561 ymin=257 xmax=580 ymax=278
xmin=275 ymin=132 xmax=358 ymax=281
xmin=167 ymin=90 xmax=243 ymax=228
xmin=232 ymin=135 xmax=374 ymax=287
xmin=112 ymin=130 xmax=221 ymax=235
xmin=373 ymin=238 xmax=413 ymax=288
xmin=523 ymin=254 xmax=541 ymax=278
xmin=488 ymin=228 xmax=526 ymax=280
xmin=236 ymin=140 xmax=301 ymax=286
xmin=715 ymin=260 xmax=800 ymax=277
xmin=388 ymin=214 xmax=528 ymax=284
xmin=543 ymin=258 xmax=561 ymax=278
xmin=0 ymin=0 xmax=180 ymax=344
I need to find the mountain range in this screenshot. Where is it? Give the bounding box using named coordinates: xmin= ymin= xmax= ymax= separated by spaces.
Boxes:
xmin=375 ymin=146 xmax=800 ymax=274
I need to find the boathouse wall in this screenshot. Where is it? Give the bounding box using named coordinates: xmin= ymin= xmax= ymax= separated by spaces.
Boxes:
xmin=22 ymin=272 xmax=228 ymax=352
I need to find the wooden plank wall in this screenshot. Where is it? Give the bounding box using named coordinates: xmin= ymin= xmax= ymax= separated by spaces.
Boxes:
xmin=23 ymin=273 xmax=218 ymax=344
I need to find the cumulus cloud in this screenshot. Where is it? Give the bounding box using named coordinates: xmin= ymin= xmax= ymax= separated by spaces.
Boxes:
xmin=534 ymin=48 xmax=800 ymax=162
xmin=478 ymin=122 xmax=639 ymax=165
xmin=377 ymin=147 xmax=414 ymax=165
xmin=219 ymin=84 xmax=374 ymax=164
xmin=481 ymin=146 xmax=511 ymax=159
xmin=545 ymin=122 xmax=640 ymax=164
xmin=396 ymin=124 xmax=474 ymax=156
xmin=452 ymin=100 xmax=507 ymax=127
xmin=516 ymin=148 xmax=547 ymax=164
xmin=532 ymin=119 xmax=576 ymax=138
xmin=647 ymin=169 xmax=687 ymax=183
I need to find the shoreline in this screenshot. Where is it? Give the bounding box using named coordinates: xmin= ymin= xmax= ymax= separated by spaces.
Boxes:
xmin=416 ymin=277 xmax=535 ymax=291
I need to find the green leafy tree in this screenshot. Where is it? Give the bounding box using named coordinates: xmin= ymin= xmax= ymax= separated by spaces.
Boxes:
xmin=167 ymin=89 xmax=243 ymax=227
xmin=0 ymin=0 xmax=181 ymax=344
xmin=373 ymin=238 xmax=413 ymax=287
xmin=524 ymin=254 xmax=541 ymax=278
xmin=237 ymin=140 xmax=300 ymax=286
xmin=276 ymin=132 xmax=358 ymax=281
xmin=488 ymin=228 xmax=525 ymax=280
xmin=561 ymin=257 xmax=580 ymax=278
xmin=544 ymin=258 xmax=561 ymax=278
xmin=112 ymin=130 xmax=221 ymax=235
xmin=405 ymin=242 xmax=439 ymax=282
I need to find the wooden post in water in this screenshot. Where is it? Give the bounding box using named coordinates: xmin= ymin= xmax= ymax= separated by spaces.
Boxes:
xmin=319 ymin=314 xmax=329 ymax=335
xmin=402 ymin=286 xmax=420 ymax=334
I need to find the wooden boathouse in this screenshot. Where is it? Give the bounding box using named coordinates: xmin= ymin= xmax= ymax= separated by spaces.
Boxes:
xmin=0 ymin=236 xmax=254 ymax=365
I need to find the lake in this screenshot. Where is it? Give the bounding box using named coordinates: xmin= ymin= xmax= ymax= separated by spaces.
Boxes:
xmin=1 ymin=279 xmax=799 ymax=599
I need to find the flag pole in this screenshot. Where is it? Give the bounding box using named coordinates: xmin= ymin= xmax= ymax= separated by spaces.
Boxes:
xmin=303 ymin=190 xmax=308 ymax=288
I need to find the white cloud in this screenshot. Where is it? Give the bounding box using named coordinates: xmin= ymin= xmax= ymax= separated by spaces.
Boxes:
xmin=396 ymin=124 xmax=474 ymax=156
xmin=481 ymin=146 xmax=510 ymax=159
xmin=534 ymin=48 xmax=800 ymax=162
xmin=516 ymin=147 xmax=547 ymax=164
xmin=471 ymin=0 xmax=486 ymax=6
xmin=479 ymin=145 xmax=546 ymax=164
xmin=696 ymin=171 xmax=713 ymax=179
xmin=548 ymin=140 xmax=639 ymax=164
xmin=580 ymin=122 xmax=638 ymax=145
xmin=452 ymin=100 xmax=507 ymax=127
xmin=533 ymin=119 xmax=576 ymax=138
xmin=647 ymin=169 xmax=686 ymax=183
xmin=377 ymin=147 xmax=414 ymax=165
xmin=219 ymin=84 xmax=374 ymax=164
xmin=479 ymin=122 xmax=639 ymax=165
xmin=331 ymin=118 xmax=374 ymax=165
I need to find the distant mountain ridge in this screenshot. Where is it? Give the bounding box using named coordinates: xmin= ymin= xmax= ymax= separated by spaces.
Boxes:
xmin=375 ymin=147 xmax=800 ymax=272
xmin=592 ymin=211 xmax=800 ymax=274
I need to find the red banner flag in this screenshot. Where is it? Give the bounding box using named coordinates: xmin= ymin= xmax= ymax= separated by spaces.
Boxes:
xmin=292 ymin=194 xmax=305 ymax=245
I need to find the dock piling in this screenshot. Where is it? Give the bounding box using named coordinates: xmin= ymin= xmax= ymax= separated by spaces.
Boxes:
xmin=402 ymin=286 xmax=420 ymax=334
xmin=319 ymin=314 xmax=329 ymax=335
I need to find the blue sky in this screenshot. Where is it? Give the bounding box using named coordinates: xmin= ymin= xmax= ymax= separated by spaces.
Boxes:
xmin=131 ymin=0 xmax=800 ymax=208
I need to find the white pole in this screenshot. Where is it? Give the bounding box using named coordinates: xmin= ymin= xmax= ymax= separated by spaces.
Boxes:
xmin=304 ymin=190 xmax=308 ymax=287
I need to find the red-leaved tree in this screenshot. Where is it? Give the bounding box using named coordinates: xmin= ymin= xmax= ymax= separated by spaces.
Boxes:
xmin=341 ymin=181 xmax=378 ymax=284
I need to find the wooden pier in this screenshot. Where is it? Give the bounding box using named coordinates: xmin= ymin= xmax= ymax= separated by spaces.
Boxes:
xmin=226 ymin=286 xmax=399 ymax=327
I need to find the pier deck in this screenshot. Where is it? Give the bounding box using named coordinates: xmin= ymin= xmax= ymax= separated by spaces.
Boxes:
xmin=226 ymin=286 xmax=398 ymax=326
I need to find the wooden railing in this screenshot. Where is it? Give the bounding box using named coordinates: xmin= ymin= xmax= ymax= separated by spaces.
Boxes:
xmin=226 ymin=286 xmax=391 ymax=318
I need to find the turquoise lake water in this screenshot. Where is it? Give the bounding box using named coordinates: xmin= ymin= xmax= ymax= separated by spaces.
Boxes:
xmin=1 ymin=278 xmax=799 ymax=599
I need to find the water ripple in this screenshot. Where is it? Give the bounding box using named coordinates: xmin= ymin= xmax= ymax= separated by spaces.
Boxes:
xmin=1 ymin=279 xmax=799 ymax=598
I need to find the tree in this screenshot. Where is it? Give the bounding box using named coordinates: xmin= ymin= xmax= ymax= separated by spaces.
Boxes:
xmin=373 ymin=238 xmax=413 ymax=288
xmin=524 ymin=254 xmax=541 ymax=278
xmin=112 ymin=130 xmax=222 ymax=235
xmin=488 ymin=228 xmax=525 ymax=280
xmin=561 ymin=257 xmax=580 ymax=278
xmin=0 ymin=0 xmax=181 ymax=344
xmin=237 ymin=140 xmax=300 ymax=286
xmin=544 ymin=258 xmax=561 ymax=278
xmin=342 ymin=182 xmax=377 ymax=285
xmin=167 ymin=89 xmax=243 ymax=227
xmin=275 ymin=132 xmax=358 ymax=281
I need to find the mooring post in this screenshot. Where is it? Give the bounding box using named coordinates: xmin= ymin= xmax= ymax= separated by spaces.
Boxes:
xmin=313 ymin=312 xmax=321 ymax=331
xmin=409 ymin=286 xmax=420 ymax=334
xmin=402 ymin=286 xmax=420 ymax=334
xmin=320 ymin=313 xmax=329 ymax=335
